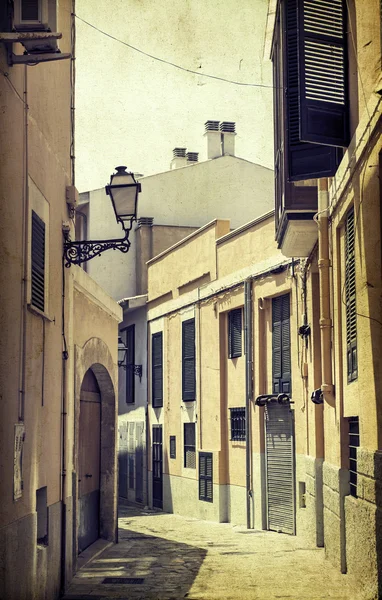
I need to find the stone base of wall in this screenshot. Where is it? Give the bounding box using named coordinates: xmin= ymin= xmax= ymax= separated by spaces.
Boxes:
xmin=344 ymin=448 xmax=382 ymax=600
xmin=322 ymin=461 xmax=348 ymax=572
xmin=0 ymin=501 xmax=62 ymax=600
xmin=302 ymin=455 xmax=323 ymax=547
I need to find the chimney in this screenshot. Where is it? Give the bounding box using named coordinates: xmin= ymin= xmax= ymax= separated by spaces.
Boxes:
xmin=170 ymin=148 xmax=187 ymax=170
xmin=186 ymin=152 xmax=199 ymax=164
xmin=220 ymin=122 xmax=236 ymax=156
xmin=204 ymin=120 xmax=222 ymax=159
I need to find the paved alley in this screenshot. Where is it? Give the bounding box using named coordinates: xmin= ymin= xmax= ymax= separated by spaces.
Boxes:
xmin=62 ymin=504 xmax=362 ymax=600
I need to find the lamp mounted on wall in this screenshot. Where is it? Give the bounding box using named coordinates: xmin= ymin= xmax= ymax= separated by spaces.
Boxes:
xmin=63 ymin=166 xmax=141 ymax=267
xmin=118 ymin=336 xmax=142 ymax=381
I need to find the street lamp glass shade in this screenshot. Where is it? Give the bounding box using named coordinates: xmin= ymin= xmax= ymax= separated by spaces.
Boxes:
xmin=107 ymin=166 xmax=140 ymax=228
xmin=118 ymin=336 xmax=127 ymax=366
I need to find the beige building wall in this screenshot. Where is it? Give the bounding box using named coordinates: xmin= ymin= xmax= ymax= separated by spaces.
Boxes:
xmin=0 ymin=5 xmax=121 ymax=598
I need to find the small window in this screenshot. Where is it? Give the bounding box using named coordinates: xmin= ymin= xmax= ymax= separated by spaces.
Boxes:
xmin=152 ymin=332 xmax=163 ymax=408
xmin=182 ymin=319 xmax=196 ymax=401
xmin=199 ymin=452 xmax=213 ymax=503
xmin=184 ymin=423 xmax=196 ymax=469
xmin=230 ymin=407 xmax=246 ymax=441
xmin=228 ymin=309 xmax=242 ymax=358
xmin=349 ymin=417 xmax=360 ymax=498
xmin=170 ymin=436 xmax=176 ymax=459
xmin=36 ymin=486 xmax=48 ymax=545
xmin=31 ymin=210 xmax=45 ymax=312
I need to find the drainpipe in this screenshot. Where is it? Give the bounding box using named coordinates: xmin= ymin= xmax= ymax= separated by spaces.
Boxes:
xmin=317 ymin=178 xmax=334 ymax=402
xmin=244 ymin=280 xmax=253 ymax=528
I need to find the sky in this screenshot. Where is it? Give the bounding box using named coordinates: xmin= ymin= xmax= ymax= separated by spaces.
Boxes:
xmin=75 ymin=0 xmax=274 ymax=192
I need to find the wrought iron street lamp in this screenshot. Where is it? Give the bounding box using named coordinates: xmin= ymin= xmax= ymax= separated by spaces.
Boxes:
xmin=63 ymin=166 xmax=141 ymax=267
xmin=118 ymin=336 xmax=142 ymax=381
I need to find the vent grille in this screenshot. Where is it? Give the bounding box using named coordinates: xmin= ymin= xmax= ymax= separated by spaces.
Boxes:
xmin=205 ymin=120 xmax=220 ymax=131
xmin=31 ymin=210 xmax=45 ymax=312
xmin=186 ymin=152 xmax=199 ymax=162
xmin=220 ymin=121 xmax=236 ymax=133
xmin=173 ymin=147 xmax=187 ymax=157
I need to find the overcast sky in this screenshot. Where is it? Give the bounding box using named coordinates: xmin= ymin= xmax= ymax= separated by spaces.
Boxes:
xmin=75 ymin=0 xmax=273 ymax=192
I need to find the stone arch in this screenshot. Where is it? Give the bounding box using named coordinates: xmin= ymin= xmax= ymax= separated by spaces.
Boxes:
xmin=74 ymin=337 xmax=118 ymax=555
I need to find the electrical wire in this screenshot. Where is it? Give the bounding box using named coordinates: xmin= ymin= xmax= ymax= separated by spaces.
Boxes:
xmin=73 ymin=12 xmax=274 ymax=89
xmin=0 ymin=67 xmax=27 ymax=104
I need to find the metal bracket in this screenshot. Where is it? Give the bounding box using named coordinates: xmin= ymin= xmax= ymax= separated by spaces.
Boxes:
xmin=63 ymin=230 xmax=131 ymax=267
xmin=119 ymin=362 xmax=143 ymax=382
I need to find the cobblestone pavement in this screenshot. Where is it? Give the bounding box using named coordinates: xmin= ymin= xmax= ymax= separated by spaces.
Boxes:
xmin=63 ymin=504 xmax=360 ymax=600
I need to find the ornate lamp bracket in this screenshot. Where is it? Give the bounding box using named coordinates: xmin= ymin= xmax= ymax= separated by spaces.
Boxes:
xmin=63 ymin=230 xmax=131 ymax=268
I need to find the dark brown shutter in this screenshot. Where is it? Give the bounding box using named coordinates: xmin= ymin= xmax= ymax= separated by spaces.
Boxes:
xmin=199 ymin=452 xmax=213 ymax=502
xmin=31 ymin=211 xmax=45 ymax=312
xmin=228 ymin=309 xmax=242 ymax=358
xmin=345 ymin=209 xmax=357 ymax=381
xmin=152 ymin=332 xmax=163 ymax=407
xmin=125 ymin=326 xmax=135 ymax=404
xmin=283 ymin=0 xmax=340 ymax=181
xmin=272 ymin=294 xmax=291 ymax=394
xmin=169 ymin=436 xmax=176 ymax=459
xmin=298 ymin=0 xmax=349 ymax=147
xmin=22 ymin=0 xmax=39 ymax=20
xmin=182 ymin=319 xmax=195 ymax=401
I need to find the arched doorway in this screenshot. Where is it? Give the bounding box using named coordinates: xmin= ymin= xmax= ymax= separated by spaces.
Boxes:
xmin=78 ymin=368 xmax=101 ymax=553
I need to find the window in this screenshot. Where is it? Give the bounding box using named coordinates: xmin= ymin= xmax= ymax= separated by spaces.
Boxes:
xmin=169 ymin=436 xmax=176 ymax=459
xmin=184 ymin=423 xmax=196 ymax=469
xmin=348 ymin=417 xmax=359 ymax=497
xmin=345 ymin=209 xmax=357 ymax=382
xmin=272 ymin=294 xmax=291 ymax=394
xmin=152 ymin=332 xmax=163 ymax=408
xmin=36 ymin=486 xmax=48 ymax=545
xmin=31 ymin=210 xmax=45 ymax=312
xmin=199 ymin=452 xmax=213 ymax=503
xmin=228 ymin=309 xmax=242 ymax=358
xmin=272 ymin=0 xmax=347 ymax=238
xmin=230 ymin=407 xmax=246 ymax=441
xmin=14 ymin=0 xmax=56 ymax=31
xmin=182 ymin=319 xmax=196 ymax=401
xmin=124 ymin=326 xmax=135 ymax=404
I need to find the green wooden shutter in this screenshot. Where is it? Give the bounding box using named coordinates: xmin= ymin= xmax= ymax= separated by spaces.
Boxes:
xmin=345 ymin=209 xmax=357 ymax=381
xmin=298 ymin=0 xmax=349 ymax=147
xmin=228 ymin=309 xmax=242 ymax=358
xmin=283 ymin=0 xmax=341 ymax=181
xmin=31 ymin=211 xmax=45 ymax=312
xmin=272 ymin=294 xmax=291 ymax=394
xmin=152 ymin=332 xmax=163 ymax=407
xmin=199 ymin=452 xmax=213 ymax=502
xmin=182 ymin=319 xmax=196 ymax=401
xmin=125 ymin=325 xmax=135 ymax=404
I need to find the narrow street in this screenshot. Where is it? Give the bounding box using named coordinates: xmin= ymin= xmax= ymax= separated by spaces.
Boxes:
xmin=63 ymin=504 xmax=359 ymax=600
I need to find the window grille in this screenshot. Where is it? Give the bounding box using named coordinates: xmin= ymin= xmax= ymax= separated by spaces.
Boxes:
xmin=152 ymin=332 xmax=163 ymax=407
xmin=230 ymin=407 xmax=246 ymax=441
xmin=228 ymin=308 xmax=242 ymax=358
xmin=184 ymin=423 xmax=196 ymax=469
xmin=182 ymin=319 xmax=196 ymax=401
xmin=31 ymin=210 xmax=45 ymax=312
xmin=170 ymin=436 xmax=176 ymax=459
xmin=349 ymin=416 xmax=359 ymax=498
xmin=345 ymin=209 xmax=357 ymax=382
xmin=125 ymin=325 xmax=135 ymax=403
xmin=199 ymin=452 xmax=213 ymax=502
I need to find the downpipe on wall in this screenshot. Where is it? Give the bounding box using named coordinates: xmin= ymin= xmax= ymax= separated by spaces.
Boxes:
xmin=317 ymin=178 xmax=335 ymax=405
xmin=244 ymin=280 xmax=253 ymax=529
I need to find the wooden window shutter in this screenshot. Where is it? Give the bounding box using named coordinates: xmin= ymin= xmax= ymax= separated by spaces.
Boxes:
xmin=199 ymin=452 xmax=213 ymax=502
xmin=31 ymin=210 xmax=45 ymax=312
xmin=298 ymin=0 xmax=349 ymax=148
xmin=272 ymin=294 xmax=291 ymax=394
xmin=345 ymin=209 xmax=357 ymax=381
xmin=152 ymin=332 xmax=163 ymax=407
xmin=228 ymin=309 xmax=242 ymax=358
xmin=182 ymin=319 xmax=196 ymax=401
xmin=125 ymin=326 xmax=135 ymax=404
xmin=281 ymin=0 xmax=341 ymax=181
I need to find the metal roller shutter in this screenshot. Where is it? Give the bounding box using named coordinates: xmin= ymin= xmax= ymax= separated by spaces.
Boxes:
xmin=265 ymin=402 xmax=295 ymax=535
